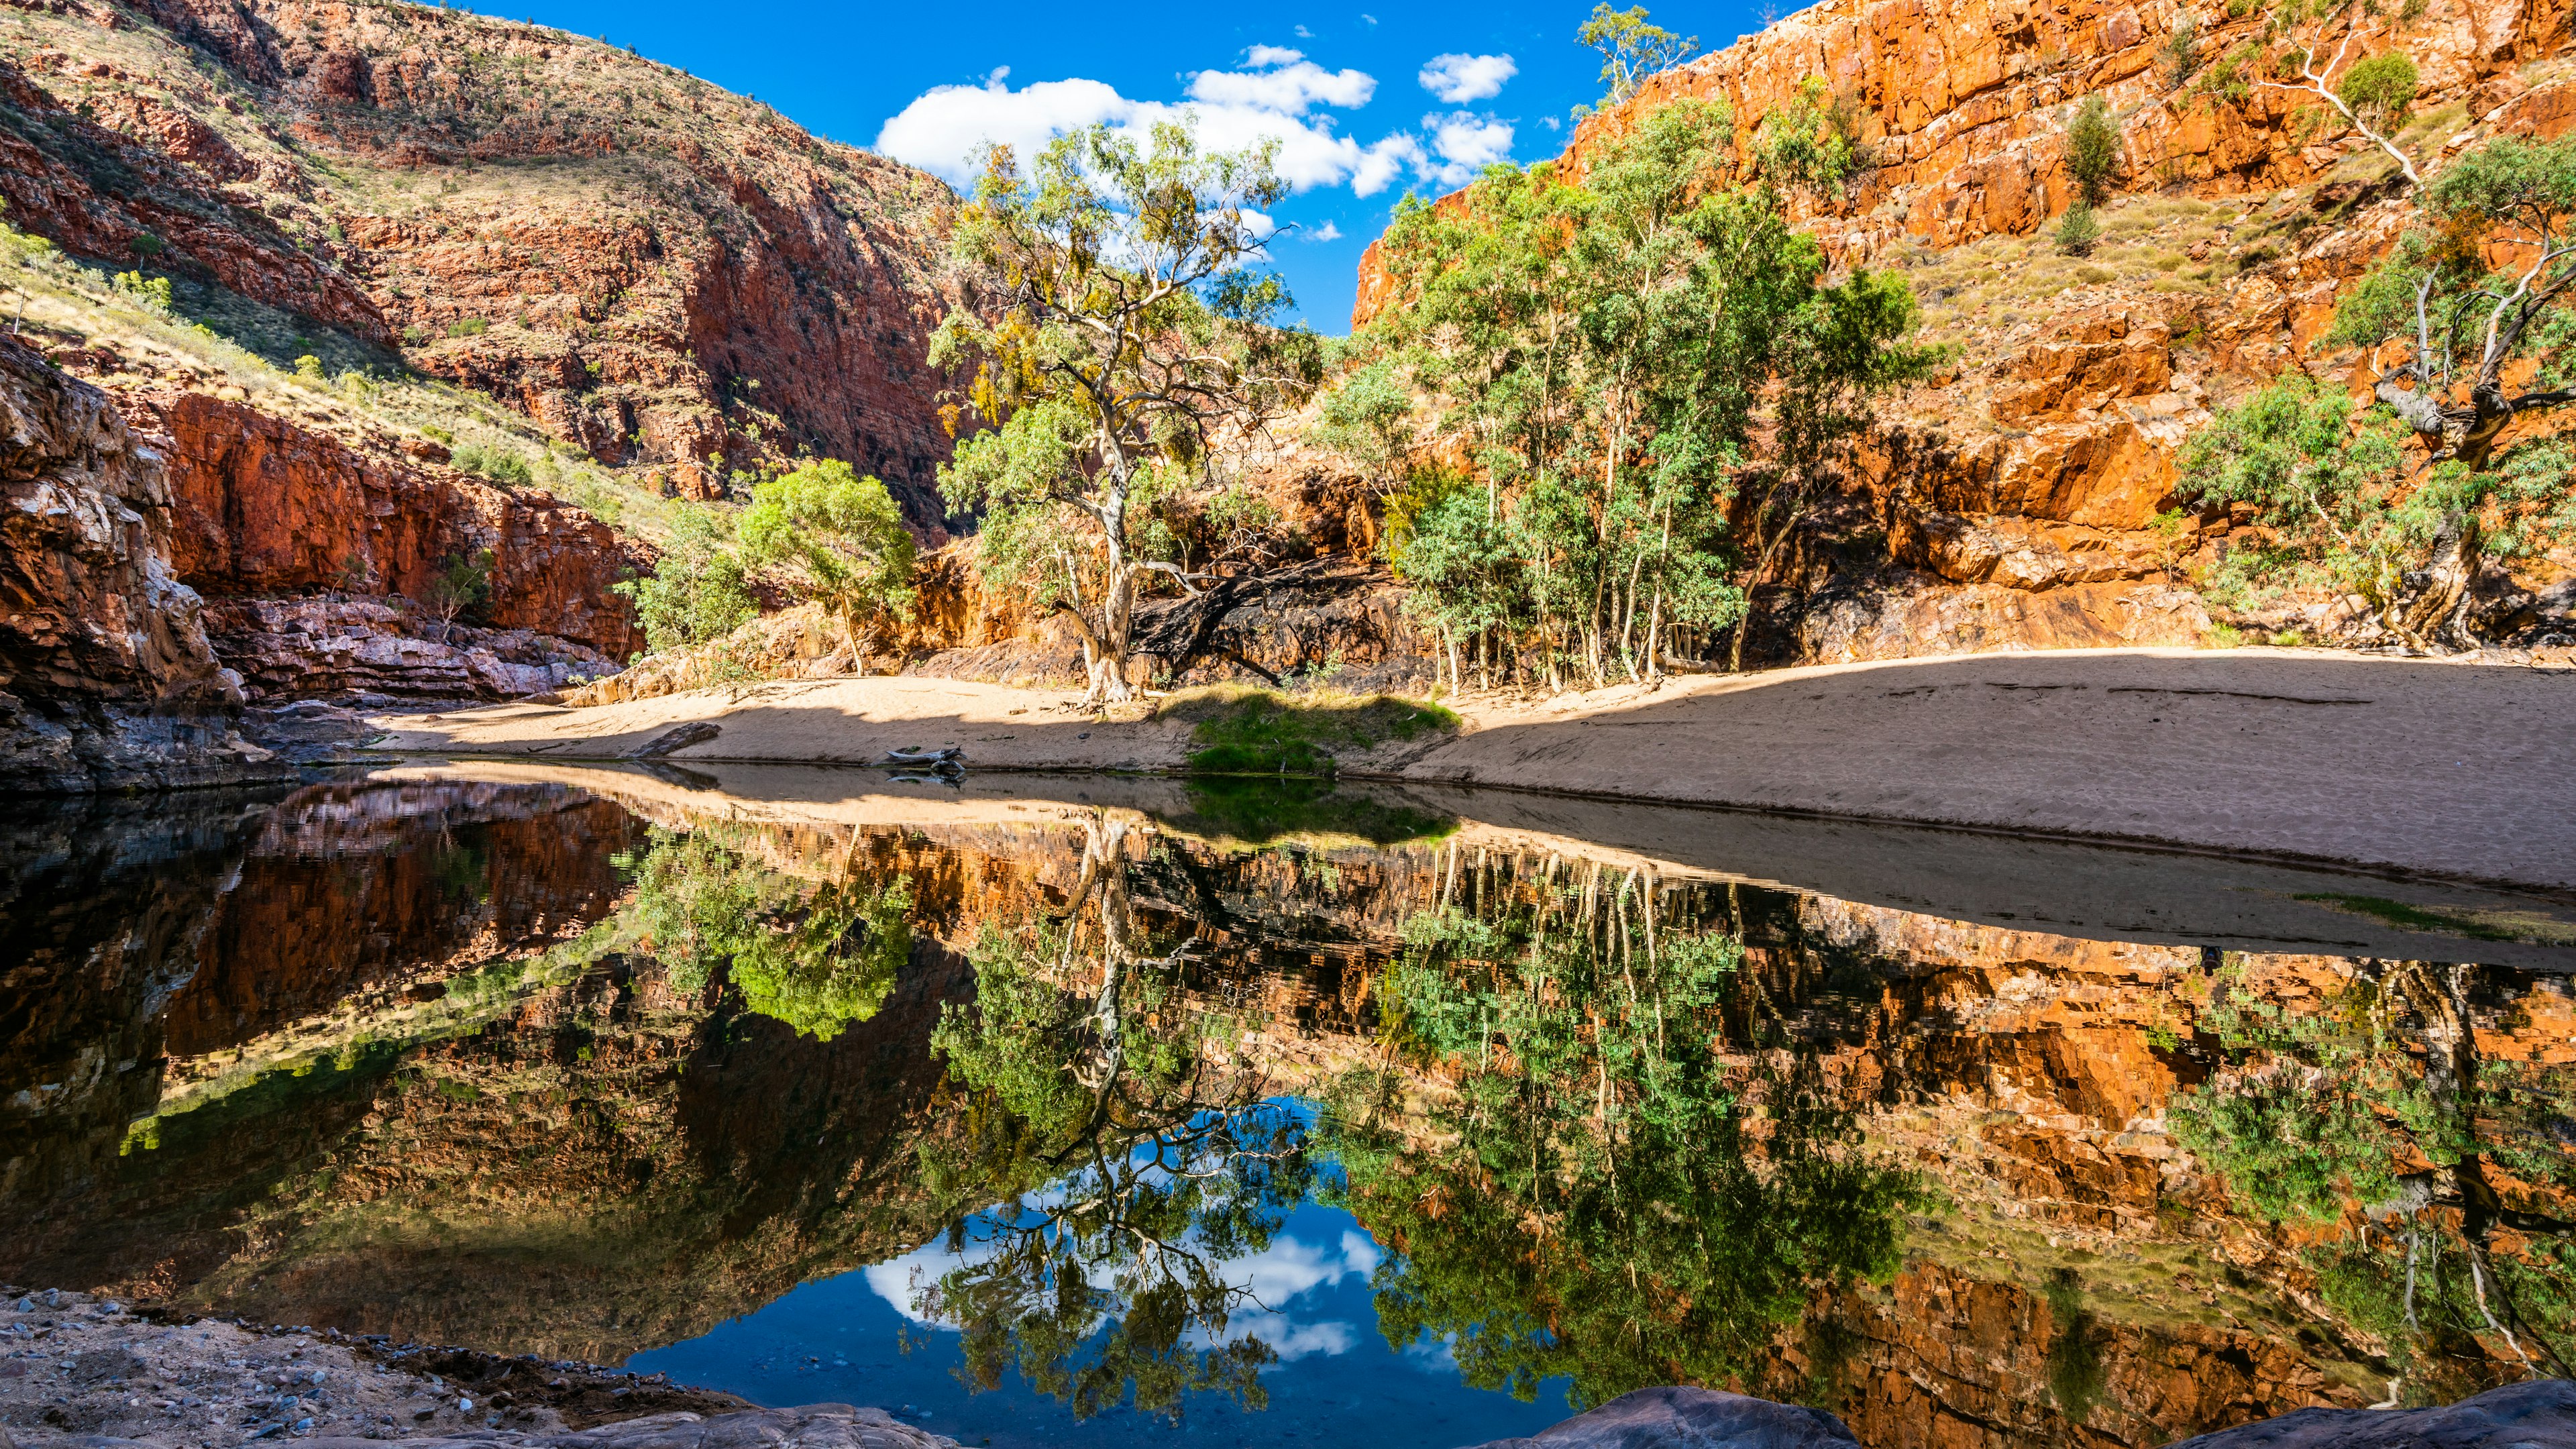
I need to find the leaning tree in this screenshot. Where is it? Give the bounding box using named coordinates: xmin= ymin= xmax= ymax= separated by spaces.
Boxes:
xmin=2333 ymin=133 xmax=2576 ymax=467
xmin=932 ymin=120 xmax=1320 ymax=704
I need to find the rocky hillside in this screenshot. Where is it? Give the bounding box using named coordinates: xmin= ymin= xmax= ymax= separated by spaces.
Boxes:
xmin=1 ymin=0 xmax=965 ymax=517
xmin=1352 ymin=0 xmax=2576 ymax=664
xmin=0 ymin=0 xmax=1000 ymax=787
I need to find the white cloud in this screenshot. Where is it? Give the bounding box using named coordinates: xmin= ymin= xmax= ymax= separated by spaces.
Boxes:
xmin=1340 ymin=1230 xmax=1383 ymax=1273
xmin=875 ymin=75 xmax=1134 ymax=183
xmin=1303 ymin=221 xmax=1345 ymax=242
xmin=877 ymin=54 xmax=1511 ymax=201
xmin=1417 ymin=52 xmax=1517 ymax=104
xmin=1294 ymin=23 xmax=1313 ymax=36
xmin=1540 ymin=113 xmax=1562 ymax=131
xmin=1188 ymin=59 xmax=1374 ymax=111
xmin=1352 ymin=133 xmax=1426 ymax=195
xmin=1424 ymin=111 xmax=1515 ymax=183
xmin=1360 ymin=11 xmax=1378 ymax=22
xmin=1208 ymin=1312 xmax=1358 ymax=1362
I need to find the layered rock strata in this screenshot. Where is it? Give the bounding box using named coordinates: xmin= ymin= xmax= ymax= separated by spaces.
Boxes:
xmin=1351 ymin=0 xmax=2576 ymax=665
xmin=0 ymin=0 xmax=967 ymax=523
xmin=0 ymin=335 xmax=284 ymax=791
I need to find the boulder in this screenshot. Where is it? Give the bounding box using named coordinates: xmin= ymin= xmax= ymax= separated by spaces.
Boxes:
xmin=2161 ymin=1379 xmax=2576 ymax=1448
xmin=1455 ymin=1387 xmax=1858 ymax=1448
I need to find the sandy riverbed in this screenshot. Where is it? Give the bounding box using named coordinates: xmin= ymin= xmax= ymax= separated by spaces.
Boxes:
xmin=368 ymin=647 xmax=2576 ymax=894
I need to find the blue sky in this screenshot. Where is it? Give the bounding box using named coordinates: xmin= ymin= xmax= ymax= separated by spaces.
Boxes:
xmin=473 ymin=1 xmax=1764 ymax=331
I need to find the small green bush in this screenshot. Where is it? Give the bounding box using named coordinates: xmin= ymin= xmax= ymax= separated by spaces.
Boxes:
xmin=112 ymin=270 xmax=172 ymax=313
xmin=2065 ymin=95 xmax=2121 ymax=206
xmin=446 ymin=317 xmax=489 ymax=338
xmin=2338 ymin=52 xmax=2420 ymax=133
xmin=451 ymin=443 xmax=533 ymax=487
xmin=2055 ymin=203 xmax=2102 ymax=256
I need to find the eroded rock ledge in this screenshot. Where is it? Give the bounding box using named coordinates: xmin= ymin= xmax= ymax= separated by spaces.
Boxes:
xmin=0 ymin=1291 xmax=952 ymax=1449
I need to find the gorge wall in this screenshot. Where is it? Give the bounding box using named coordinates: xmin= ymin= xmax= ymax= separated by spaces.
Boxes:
xmin=0 ymin=0 xmax=991 ymax=782
xmin=1352 ymin=0 xmax=2576 ymax=664
xmin=0 ymin=332 xmax=282 ymax=789
xmin=2 ymin=0 xmax=966 ymax=517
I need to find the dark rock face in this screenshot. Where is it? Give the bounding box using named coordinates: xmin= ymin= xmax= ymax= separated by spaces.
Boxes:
xmin=1455 ymin=1387 xmax=1859 ymax=1449
xmin=0 ymin=337 xmax=288 ymax=792
xmin=2161 ymin=1379 xmax=2576 ymax=1448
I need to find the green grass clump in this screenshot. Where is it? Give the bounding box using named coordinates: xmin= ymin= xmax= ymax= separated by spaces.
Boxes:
xmin=2292 ymin=892 xmax=2576 ymax=945
xmin=1155 ymin=685 xmax=1459 ymax=777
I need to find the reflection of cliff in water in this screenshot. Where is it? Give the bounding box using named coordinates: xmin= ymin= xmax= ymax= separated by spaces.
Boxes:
xmin=1 ymin=773 xmax=2569 ymax=1447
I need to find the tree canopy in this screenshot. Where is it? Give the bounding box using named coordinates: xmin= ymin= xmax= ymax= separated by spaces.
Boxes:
xmin=1332 ymin=99 xmax=1937 ymax=688
xmin=934 ymin=120 xmax=1321 ymax=702
xmin=738 ymin=458 xmax=917 ymax=665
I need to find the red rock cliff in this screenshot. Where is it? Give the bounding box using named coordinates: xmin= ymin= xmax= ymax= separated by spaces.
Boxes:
xmin=0 ymin=0 xmax=971 ymax=526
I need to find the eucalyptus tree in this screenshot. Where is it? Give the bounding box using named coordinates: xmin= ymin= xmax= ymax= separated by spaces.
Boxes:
xmin=933 ymin=121 xmax=1321 ymax=703
xmin=915 ymin=813 xmax=1313 ymax=1420
xmin=2176 ymin=133 xmax=2576 ymax=647
xmin=1352 ymin=99 xmax=1935 ymax=684
xmin=2171 ymin=957 xmax=2576 ymax=1393
xmin=737 ymin=458 xmax=917 ymax=669
xmin=1320 ymin=867 xmax=1921 ymax=1406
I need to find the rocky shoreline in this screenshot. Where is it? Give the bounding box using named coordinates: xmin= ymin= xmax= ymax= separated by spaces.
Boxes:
xmin=0 ymin=1291 xmax=953 ymax=1449
xmin=15 ymin=1289 xmax=2575 ymax=1449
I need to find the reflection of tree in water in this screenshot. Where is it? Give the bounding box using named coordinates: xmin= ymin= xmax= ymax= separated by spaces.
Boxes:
xmin=625 ymin=826 xmax=914 ymax=1042
xmin=2171 ymin=957 xmax=2576 ymax=1401
xmin=1320 ymin=864 xmax=1923 ymax=1409
xmin=916 ymin=814 xmax=1315 ymax=1421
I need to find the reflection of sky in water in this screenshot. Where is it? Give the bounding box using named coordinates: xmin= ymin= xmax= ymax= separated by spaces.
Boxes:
xmin=631 ymin=1197 xmax=1572 ymax=1448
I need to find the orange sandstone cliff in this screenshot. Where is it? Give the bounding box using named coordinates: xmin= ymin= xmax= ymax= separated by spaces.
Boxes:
xmin=1352 ymin=0 xmax=2576 ymax=664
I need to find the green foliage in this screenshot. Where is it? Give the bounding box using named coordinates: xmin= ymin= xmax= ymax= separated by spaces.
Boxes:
xmin=422 ymin=548 xmax=494 ymax=639
xmin=1362 ymin=98 xmax=1933 ymax=685
xmin=2065 ymin=95 xmax=2121 ymax=207
xmin=2176 ymin=374 xmax=2413 ymax=605
xmin=2041 ymin=1269 xmax=2108 ymax=1424
xmin=1311 ymin=357 xmax=1418 ymax=491
xmin=446 ymin=317 xmax=489 ymax=337
xmin=2159 ymin=19 xmax=2202 ymax=88
xmin=112 ymin=270 xmax=172 ymax=313
xmin=1576 ymin=3 xmax=1697 ymax=111
xmin=293 ymin=354 xmax=326 ymax=382
xmin=450 ymin=443 xmax=534 ymax=486
xmin=2338 ymin=52 xmax=2420 ymax=132
xmin=918 ymin=828 xmax=1316 ymax=1423
xmin=731 ymin=874 xmax=914 ymax=1040
xmin=1758 ymin=77 xmax=1869 ymax=198
xmin=628 ymin=826 xmax=915 ymax=1041
xmin=738 ymin=458 xmax=916 ymax=653
xmin=1154 ymin=686 xmax=1458 ymax=776
xmin=613 ymin=503 xmax=757 ymax=655
xmin=934 ymin=118 xmax=1320 ymax=702
xmin=2054 ymin=202 xmax=2102 ymax=257
xmin=1321 ymin=889 xmax=1921 ymax=1409
xmin=1161 ymin=777 xmax=1458 ymax=847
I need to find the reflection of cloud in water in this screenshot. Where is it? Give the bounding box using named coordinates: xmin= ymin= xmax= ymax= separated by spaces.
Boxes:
xmin=1211 ymin=1311 xmax=1357 ymax=1362
xmin=863 ymin=1222 xmax=1384 ymax=1359
xmin=1402 ymin=1334 xmax=1460 ymax=1373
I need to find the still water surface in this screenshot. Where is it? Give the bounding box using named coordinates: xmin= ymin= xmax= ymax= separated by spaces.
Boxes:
xmin=8 ymin=764 xmax=2576 ymax=1448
